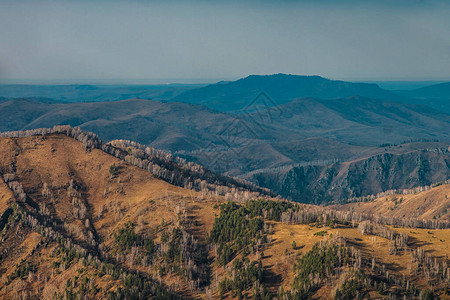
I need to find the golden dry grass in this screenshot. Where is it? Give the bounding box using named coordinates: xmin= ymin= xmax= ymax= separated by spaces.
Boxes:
xmin=0 ymin=180 xmax=14 ymax=216
xmin=262 ymin=222 xmax=450 ymax=298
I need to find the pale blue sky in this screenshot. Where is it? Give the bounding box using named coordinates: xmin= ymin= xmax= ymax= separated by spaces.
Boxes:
xmin=1 ymin=0 xmax=449 ymax=83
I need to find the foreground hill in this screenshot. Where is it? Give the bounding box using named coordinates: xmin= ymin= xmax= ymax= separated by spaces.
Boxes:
xmin=0 ymin=132 xmax=219 ymax=298
xmin=0 ymin=129 xmax=449 ymax=299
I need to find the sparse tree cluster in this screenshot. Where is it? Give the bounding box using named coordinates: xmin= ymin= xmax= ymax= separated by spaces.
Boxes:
xmin=110 ymin=216 xmax=210 ymax=292
xmin=341 ymin=179 xmax=450 ymax=205
xmin=209 ymin=202 xmax=267 ymax=266
xmin=106 ymin=139 xmax=273 ymax=202
xmin=358 ymin=220 xmax=409 ymax=255
xmin=281 ymin=203 xmax=450 ymax=229
xmin=410 ymin=247 xmax=450 ymax=285
xmin=208 ymin=201 xmax=271 ymax=298
xmin=5 ymin=180 xmax=26 ymax=202
xmin=278 ymin=240 xmax=357 ymax=299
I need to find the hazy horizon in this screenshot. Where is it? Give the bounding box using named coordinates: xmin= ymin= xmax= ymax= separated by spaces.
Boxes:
xmin=0 ymin=77 xmax=448 ymax=91
xmin=1 ymin=0 xmax=450 ymax=83
xmin=0 ymin=76 xmax=447 ymax=90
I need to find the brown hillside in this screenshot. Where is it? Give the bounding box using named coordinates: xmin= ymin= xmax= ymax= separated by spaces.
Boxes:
xmin=0 ymin=134 xmax=220 ymax=298
xmin=0 ymin=133 xmax=449 ymax=299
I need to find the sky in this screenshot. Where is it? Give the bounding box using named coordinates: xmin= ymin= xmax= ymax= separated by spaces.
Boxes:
xmin=1 ymin=0 xmax=449 ymax=84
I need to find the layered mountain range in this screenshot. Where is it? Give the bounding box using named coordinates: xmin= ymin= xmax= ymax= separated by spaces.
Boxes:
xmin=1 ymin=74 xmax=449 ymax=203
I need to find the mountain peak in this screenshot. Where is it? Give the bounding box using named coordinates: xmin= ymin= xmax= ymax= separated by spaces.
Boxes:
xmin=242 ymin=73 xmax=326 ymax=79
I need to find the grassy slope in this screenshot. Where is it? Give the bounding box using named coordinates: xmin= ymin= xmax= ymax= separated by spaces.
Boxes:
xmin=334 ymin=184 xmax=450 ymax=221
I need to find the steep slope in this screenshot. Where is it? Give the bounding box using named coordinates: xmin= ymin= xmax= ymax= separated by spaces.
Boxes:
xmin=171 ymin=73 xmax=398 ymax=111
xmin=248 ymin=148 xmax=450 ymax=204
xmin=0 ymin=126 xmax=273 ymax=199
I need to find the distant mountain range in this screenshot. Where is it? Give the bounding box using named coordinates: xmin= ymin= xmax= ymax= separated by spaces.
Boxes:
xmin=170 ymin=74 xmax=399 ymax=111
xmin=397 ymin=82 xmax=450 ymax=99
xmin=1 ymin=74 xmax=449 ymax=203
xmin=394 ymin=82 xmax=450 ymax=114
xmin=0 ymin=83 xmax=203 ymax=103
xmin=2 ymin=74 xmax=448 ymax=112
